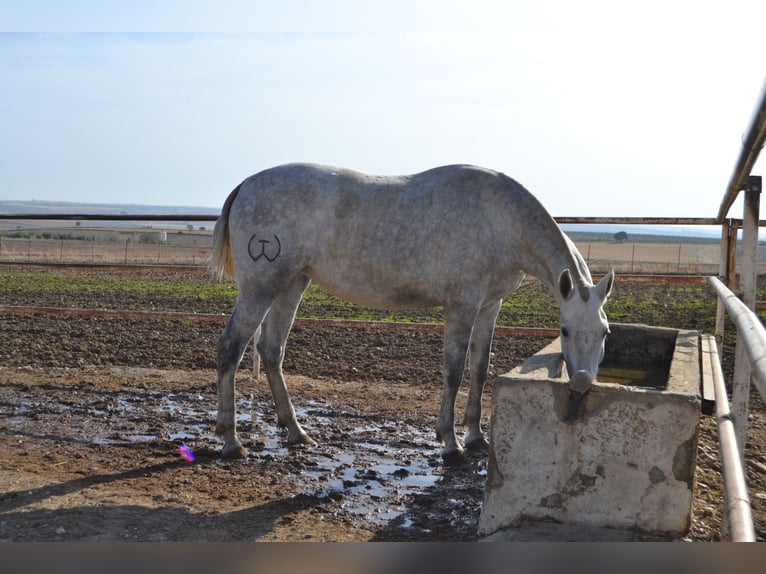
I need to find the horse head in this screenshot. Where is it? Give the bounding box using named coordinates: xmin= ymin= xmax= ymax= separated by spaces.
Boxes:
xmin=557 ymin=268 xmax=614 ymax=417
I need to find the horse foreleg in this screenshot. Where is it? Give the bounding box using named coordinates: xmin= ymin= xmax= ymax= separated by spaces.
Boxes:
xmin=436 ymin=307 xmax=476 ymax=464
xmin=463 ymin=299 xmax=502 ymax=450
xmin=258 ymin=275 xmax=315 ymax=447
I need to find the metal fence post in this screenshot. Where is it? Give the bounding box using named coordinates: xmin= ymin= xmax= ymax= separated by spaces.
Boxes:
xmin=732 ymin=176 xmax=761 ymax=458
xmin=716 ymin=219 xmax=739 ymax=349
xmin=631 ymin=244 xmax=635 ymax=273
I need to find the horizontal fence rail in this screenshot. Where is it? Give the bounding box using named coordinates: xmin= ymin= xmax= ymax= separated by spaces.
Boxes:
xmin=709 ymin=277 xmax=766 ymax=400
xmin=0 ymin=213 xmax=219 ymax=221
xmin=0 ymin=304 xmax=561 ymax=338
xmin=708 ymin=276 xmax=763 ymax=542
xmin=0 ymin=213 xmax=729 ymax=225
xmin=0 ymin=261 xmax=212 ymax=273
xmin=717 ymin=75 xmax=766 ymax=222
xmin=702 ymin=333 xmax=756 ymax=542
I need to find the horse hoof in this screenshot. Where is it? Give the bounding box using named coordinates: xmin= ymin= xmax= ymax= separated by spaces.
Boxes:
xmin=465 ymin=436 xmax=489 ymax=452
xmin=221 ymin=443 xmax=247 ymax=459
xmin=287 ymin=432 xmax=317 ymax=447
xmin=441 ymin=449 xmax=468 ymax=467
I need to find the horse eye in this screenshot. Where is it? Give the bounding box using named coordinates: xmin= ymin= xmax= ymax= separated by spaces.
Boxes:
xmin=561 ymin=327 xmax=570 ymax=338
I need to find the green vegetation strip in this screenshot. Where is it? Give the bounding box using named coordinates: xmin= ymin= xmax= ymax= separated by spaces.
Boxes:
xmin=0 ymin=268 xmax=730 ymax=333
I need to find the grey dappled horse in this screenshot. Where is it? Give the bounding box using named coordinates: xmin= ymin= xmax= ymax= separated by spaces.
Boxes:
xmin=210 ymin=163 xmax=614 ymax=463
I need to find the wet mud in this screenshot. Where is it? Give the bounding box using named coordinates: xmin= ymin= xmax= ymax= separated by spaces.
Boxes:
xmin=1 ymin=367 xmax=491 ymax=541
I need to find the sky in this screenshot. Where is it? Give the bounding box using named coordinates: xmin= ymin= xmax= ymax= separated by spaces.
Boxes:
xmin=1 ymin=1 xmax=765 ymax=218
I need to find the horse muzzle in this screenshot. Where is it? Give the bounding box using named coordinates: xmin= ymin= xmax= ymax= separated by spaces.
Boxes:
xmin=566 ymin=370 xmax=594 ymax=421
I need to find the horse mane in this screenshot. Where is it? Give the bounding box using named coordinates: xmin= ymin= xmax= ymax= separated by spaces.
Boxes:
xmin=564 ymin=234 xmax=592 ymax=301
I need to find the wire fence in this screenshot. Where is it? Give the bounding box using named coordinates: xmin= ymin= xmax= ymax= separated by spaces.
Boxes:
xmin=0 ymin=232 xmax=213 ymax=266
xmin=0 ymin=233 xmax=758 ymax=275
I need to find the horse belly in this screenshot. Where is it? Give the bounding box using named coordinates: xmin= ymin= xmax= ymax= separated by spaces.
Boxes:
xmin=304 ymin=266 xmax=443 ymax=310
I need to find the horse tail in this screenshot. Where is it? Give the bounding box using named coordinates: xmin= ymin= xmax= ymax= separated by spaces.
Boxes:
xmin=209 ymin=183 xmax=242 ymax=282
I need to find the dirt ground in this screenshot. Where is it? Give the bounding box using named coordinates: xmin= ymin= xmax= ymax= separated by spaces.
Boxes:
xmin=1 ymin=278 xmax=765 ymax=541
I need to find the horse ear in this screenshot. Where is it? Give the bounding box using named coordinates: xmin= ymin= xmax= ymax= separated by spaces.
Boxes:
xmin=558 ymin=269 xmax=574 ymax=300
xmin=596 ymin=268 xmax=615 ymax=302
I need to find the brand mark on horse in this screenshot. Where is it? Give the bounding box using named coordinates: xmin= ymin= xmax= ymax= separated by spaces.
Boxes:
xmin=248 ymin=234 xmax=282 ymax=262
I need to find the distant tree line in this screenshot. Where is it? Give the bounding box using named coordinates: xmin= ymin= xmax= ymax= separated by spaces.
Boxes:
xmin=0 ymin=231 xmax=90 ymax=241
xmin=564 ymin=231 xmax=726 ymax=245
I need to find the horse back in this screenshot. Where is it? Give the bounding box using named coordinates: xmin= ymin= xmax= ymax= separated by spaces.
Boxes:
xmin=225 ymin=163 xmax=556 ymax=307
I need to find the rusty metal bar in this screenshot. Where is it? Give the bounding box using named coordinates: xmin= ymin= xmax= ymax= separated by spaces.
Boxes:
xmin=0 ymin=213 xmax=723 ymax=227
xmin=294 ymin=319 xmax=560 ymax=338
xmin=0 ymin=213 xmax=737 ymax=227
xmin=0 ymin=261 xmax=210 ymax=273
xmin=561 ymin=216 xmax=749 ymax=231
xmin=0 ymin=305 xmax=559 ymax=337
xmin=0 ymin=213 xmax=219 ymax=221
xmin=717 ymin=75 xmax=766 ymax=222
xmin=704 ymin=333 xmax=756 ymax=542
xmin=555 ymin=216 xmax=719 ymax=226
xmin=603 ymin=274 xmax=707 ymax=284
xmin=0 ymin=305 xmax=229 ymax=322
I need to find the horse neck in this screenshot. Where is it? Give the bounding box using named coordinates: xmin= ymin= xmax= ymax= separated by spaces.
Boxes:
xmin=521 ymin=226 xmax=589 ymax=302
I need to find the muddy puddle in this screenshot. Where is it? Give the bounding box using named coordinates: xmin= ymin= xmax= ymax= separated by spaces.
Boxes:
xmin=3 ymin=381 xmax=488 ymax=531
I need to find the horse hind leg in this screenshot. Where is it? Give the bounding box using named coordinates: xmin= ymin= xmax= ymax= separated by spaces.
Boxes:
xmin=257 ymin=274 xmax=315 ymax=447
xmin=436 ymin=304 xmax=478 ymax=465
xmin=216 ymin=295 xmax=271 ymax=459
xmin=463 ymin=299 xmax=502 ymax=451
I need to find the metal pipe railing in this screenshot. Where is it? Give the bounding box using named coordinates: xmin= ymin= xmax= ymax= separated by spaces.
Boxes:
xmin=709 ymin=276 xmax=766 ymax=400
xmin=703 ymin=333 xmax=756 ymax=541
xmin=707 ymin=276 xmax=763 ymax=541
xmin=717 ymin=75 xmax=766 ymax=222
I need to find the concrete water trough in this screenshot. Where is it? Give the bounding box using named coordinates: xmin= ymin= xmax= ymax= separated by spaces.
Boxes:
xmin=479 ymin=323 xmax=701 ymax=539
